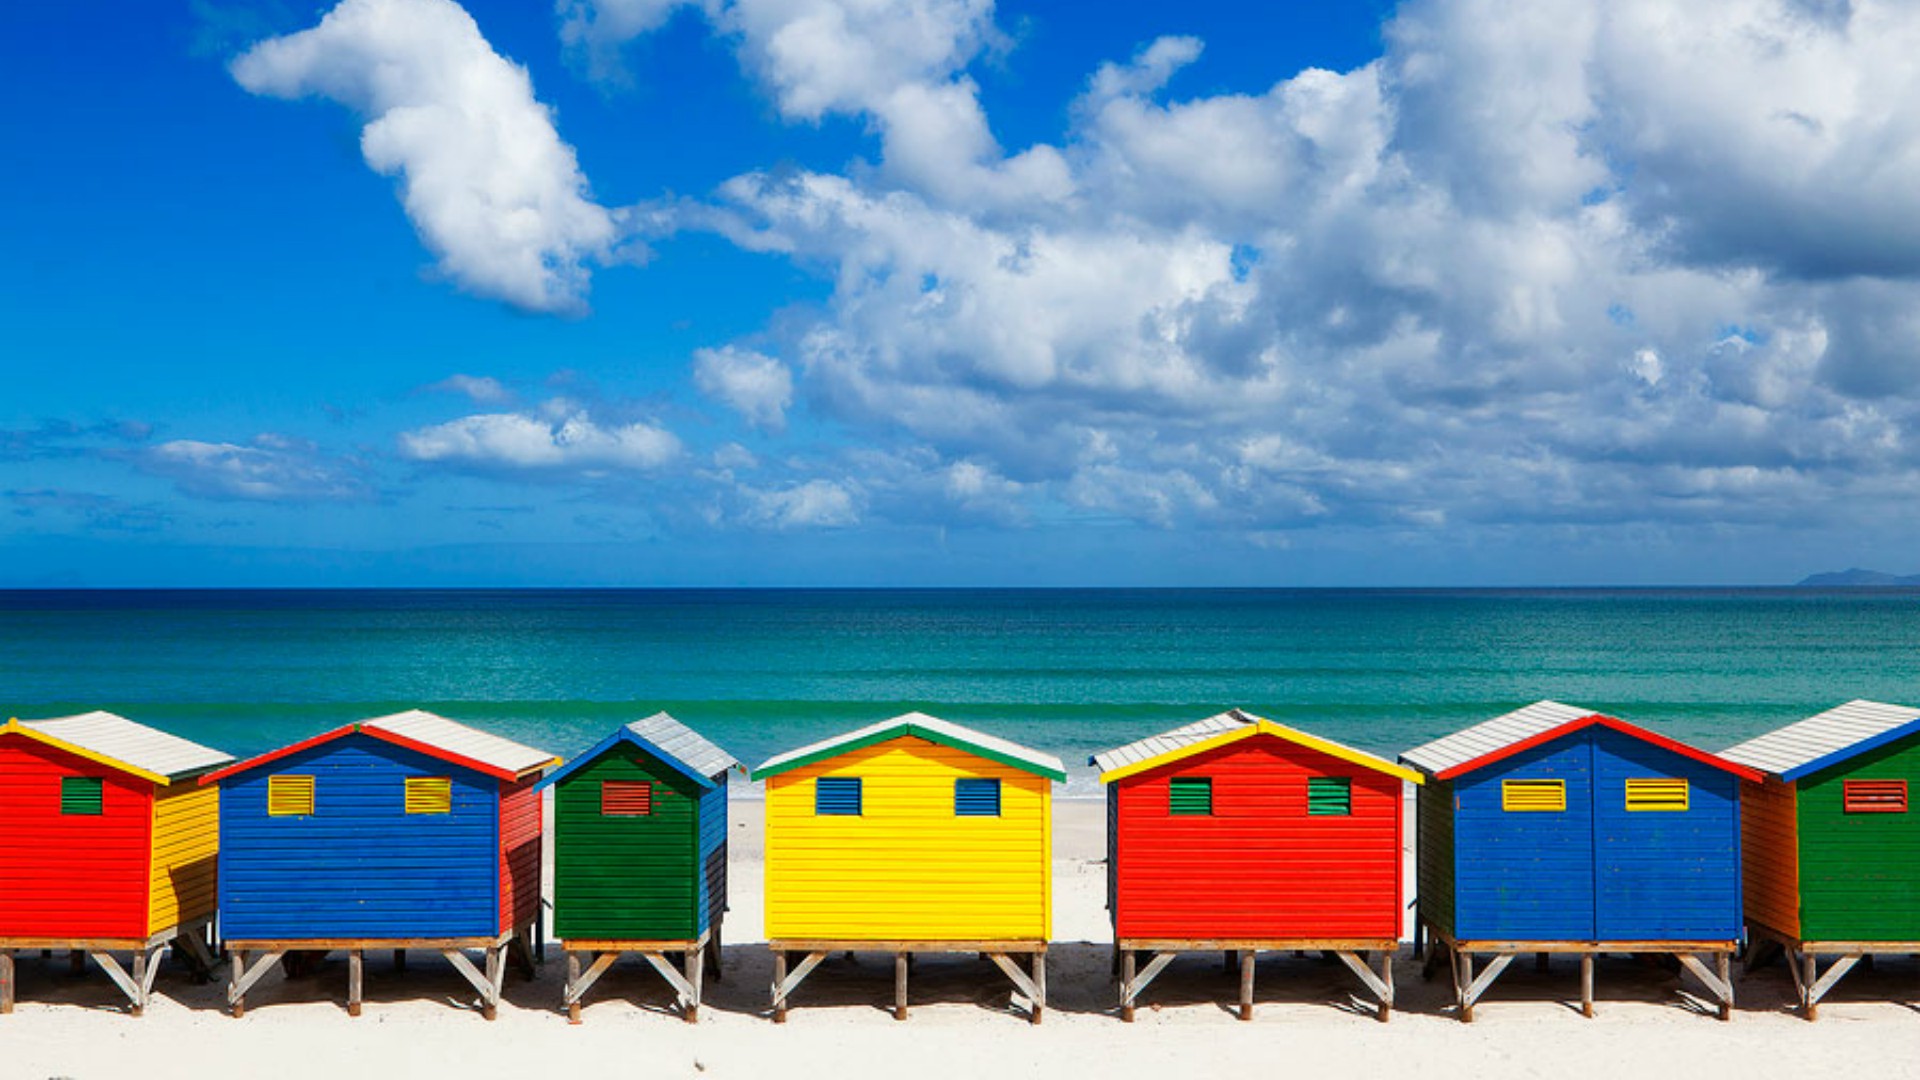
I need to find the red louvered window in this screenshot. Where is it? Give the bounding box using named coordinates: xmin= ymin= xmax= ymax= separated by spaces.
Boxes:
xmin=1843 ymin=779 xmax=1908 ymax=814
xmin=602 ymin=780 xmax=653 ymax=816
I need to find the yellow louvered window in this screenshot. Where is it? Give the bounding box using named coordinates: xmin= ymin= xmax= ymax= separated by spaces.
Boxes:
xmin=1501 ymin=779 xmax=1566 ymax=812
xmin=267 ymin=775 xmax=315 ymax=817
xmin=405 ymin=777 xmax=452 ymax=815
xmin=1625 ymin=777 xmax=1689 ymax=812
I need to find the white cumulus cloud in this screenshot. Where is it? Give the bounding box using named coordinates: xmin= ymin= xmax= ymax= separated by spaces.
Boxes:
xmin=399 ymin=403 xmax=680 ymax=472
xmin=233 ymin=0 xmax=621 ymax=312
xmin=141 ymin=436 xmax=369 ymax=502
xmin=693 ymin=346 xmax=794 ymax=431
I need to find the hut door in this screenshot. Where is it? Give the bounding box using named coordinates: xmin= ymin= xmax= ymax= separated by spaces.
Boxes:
xmin=1590 ymin=729 xmax=1738 ymax=940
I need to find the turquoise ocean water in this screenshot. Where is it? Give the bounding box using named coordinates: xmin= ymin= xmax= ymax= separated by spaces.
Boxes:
xmin=3 ymin=588 xmax=1917 ymax=796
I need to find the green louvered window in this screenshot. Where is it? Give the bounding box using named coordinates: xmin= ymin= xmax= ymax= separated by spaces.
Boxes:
xmin=1308 ymin=776 xmax=1352 ymax=816
xmin=60 ymin=776 xmax=104 ymax=816
xmin=1169 ymin=777 xmax=1213 ymax=816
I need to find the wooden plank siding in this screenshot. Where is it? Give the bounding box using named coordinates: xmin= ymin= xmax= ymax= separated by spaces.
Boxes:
xmin=695 ymin=777 xmax=729 ymax=936
xmin=1796 ymin=734 xmax=1920 ymax=941
xmin=216 ymin=736 xmax=503 ymax=940
xmin=1415 ymin=781 xmax=1456 ymax=939
xmin=763 ymin=736 xmax=1050 ymax=941
xmin=1740 ymin=778 xmax=1799 ymax=937
xmin=1110 ymin=737 xmax=1404 ymax=940
xmin=0 ymin=738 xmax=152 ymax=939
xmin=552 ymin=745 xmax=702 ymax=940
xmin=1590 ymin=727 xmax=1742 ymax=940
xmin=497 ymin=774 xmax=543 ymax=933
xmin=148 ymin=779 xmax=219 ymax=935
xmin=1453 ymin=737 xmax=1597 ymax=941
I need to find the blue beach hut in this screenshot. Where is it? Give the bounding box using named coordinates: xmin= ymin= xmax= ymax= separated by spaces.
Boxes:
xmin=1400 ymin=701 xmax=1760 ymax=1020
xmin=201 ymin=710 xmax=557 ymax=1019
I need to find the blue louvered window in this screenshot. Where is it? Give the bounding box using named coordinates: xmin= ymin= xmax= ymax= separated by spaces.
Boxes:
xmin=955 ymin=777 xmax=1001 ymax=816
xmin=815 ymin=777 xmax=862 ymax=816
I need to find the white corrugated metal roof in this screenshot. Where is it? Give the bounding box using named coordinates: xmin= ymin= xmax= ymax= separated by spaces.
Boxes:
xmin=19 ymin=710 xmax=233 ymax=782
xmin=1399 ymin=700 xmax=1597 ymax=777
xmin=1090 ymin=709 xmax=1256 ymax=774
xmin=626 ymin=712 xmax=738 ymax=779
xmin=1721 ymin=700 xmax=1920 ymax=779
xmin=754 ymin=711 xmax=1066 ymax=780
xmin=362 ymin=709 xmax=556 ymax=777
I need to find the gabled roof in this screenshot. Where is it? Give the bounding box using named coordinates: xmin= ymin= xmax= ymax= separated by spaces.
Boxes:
xmin=1721 ymin=700 xmax=1920 ymax=782
xmin=1399 ymin=701 xmax=1761 ymax=783
xmin=2 ymin=711 xmax=233 ymax=785
xmin=751 ymin=712 xmax=1067 ymax=782
xmin=537 ymin=713 xmax=740 ymax=791
xmin=203 ymin=709 xmax=558 ymax=785
xmin=1090 ymin=708 xmax=1423 ymax=785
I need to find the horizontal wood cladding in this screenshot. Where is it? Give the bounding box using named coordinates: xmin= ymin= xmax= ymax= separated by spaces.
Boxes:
xmin=1452 ymin=738 xmax=1596 ymax=941
xmin=498 ymin=774 xmax=543 ymax=932
xmin=149 ymin=779 xmax=219 ymax=935
xmin=216 ymin=736 xmax=503 ymax=940
xmin=1416 ymin=782 xmax=1455 ymax=938
xmin=764 ymin=736 xmax=1049 ymax=941
xmin=1111 ymin=738 xmax=1404 ymax=939
xmin=0 ymin=738 xmax=153 ymax=938
xmin=1797 ymin=734 xmax=1920 ymax=940
xmin=1740 ymin=778 xmax=1799 ymax=937
xmin=552 ymin=743 xmax=703 ymax=940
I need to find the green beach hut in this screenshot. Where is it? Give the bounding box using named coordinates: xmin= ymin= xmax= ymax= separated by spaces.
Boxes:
xmin=537 ymin=713 xmax=739 ymax=1022
xmin=1721 ymin=699 xmax=1920 ymax=1018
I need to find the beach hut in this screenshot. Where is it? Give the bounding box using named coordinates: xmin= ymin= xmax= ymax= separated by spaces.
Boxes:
xmin=202 ymin=710 xmax=557 ymax=1019
xmin=0 ymin=712 xmax=232 ymax=1015
xmin=537 ymin=713 xmax=739 ymax=1023
xmin=751 ymin=712 xmax=1064 ymax=1023
xmin=1092 ymin=709 xmax=1423 ymax=1021
xmin=1400 ymin=701 xmax=1759 ymax=1021
xmin=1720 ymin=700 xmax=1920 ymax=1018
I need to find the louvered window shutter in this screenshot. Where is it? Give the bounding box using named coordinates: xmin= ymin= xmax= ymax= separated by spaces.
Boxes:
xmin=405 ymin=777 xmax=452 ymax=815
xmin=267 ymin=774 xmax=315 ymax=817
xmin=59 ymin=776 xmax=103 ymax=816
xmin=1501 ymin=779 xmax=1566 ymax=812
xmin=1169 ymin=777 xmax=1212 ymax=816
xmin=955 ymin=777 xmax=1001 ymax=816
xmin=602 ymin=780 xmax=653 ymax=816
xmin=1307 ymin=776 xmax=1352 ymax=816
xmin=1624 ymin=778 xmax=1689 ymax=812
xmin=1843 ymin=779 xmax=1909 ymax=814
xmin=816 ymin=777 xmax=862 ymax=816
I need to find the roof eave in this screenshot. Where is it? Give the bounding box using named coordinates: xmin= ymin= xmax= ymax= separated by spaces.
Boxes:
xmin=753 ymin=721 xmax=1066 ymax=783
xmin=1432 ymin=714 xmax=1763 ymax=784
xmin=1778 ymin=718 xmax=1920 ymax=782
xmin=535 ymin=727 xmax=717 ymax=792
xmin=1 ymin=718 xmax=173 ymax=786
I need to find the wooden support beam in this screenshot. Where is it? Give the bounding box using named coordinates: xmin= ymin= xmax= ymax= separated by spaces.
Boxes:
xmin=1031 ymin=950 xmax=1046 ymax=1026
xmin=984 ymin=952 xmax=1044 ymax=1023
xmin=893 ymin=953 xmax=909 ymax=1021
xmin=1801 ymin=951 xmax=1818 ymax=1021
xmin=1377 ymin=950 xmax=1394 ymax=1022
xmin=93 ymin=952 xmax=141 ymax=1012
xmin=347 ymin=950 xmax=363 ymax=1018
xmin=1674 ymin=953 xmax=1734 ymax=1020
xmin=1119 ymin=951 xmax=1176 ymax=1010
xmin=1 ymin=950 xmax=13 ymax=1015
xmin=441 ymin=947 xmax=503 ymax=1020
xmin=1580 ymin=953 xmax=1594 ymax=1018
xmin=566 ymin=952 xmax=583 ymax=1025
xmin=1453 ymin=948 xmax=1473 ymax=1023
xmin=1804 ymin=954 xmax=1861 ymax=1020
xmin=685 ymin=944 xmax=704 ymax=1023
xmin=1119 ymin=950 xmax=1136 ymax=1023
xmin=770 ymin=949 xmax=826 ymax=1022
xmin=1456 ymin=951 xmax=1513 ymax=1023
xmin=1335 ymin=950 xmax=1394 ymax=1020
xmin=175 ymin=928 xmax=218 ymax=980
xmin=1238 ymin=950 xmax=1254 ymax=1022
xmin=638 ymin=952 xmax=698 ymax=1011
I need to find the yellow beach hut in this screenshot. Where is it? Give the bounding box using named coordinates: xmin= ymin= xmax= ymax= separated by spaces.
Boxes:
xmin=751 ymin=712 xmax=1065 ymax=1023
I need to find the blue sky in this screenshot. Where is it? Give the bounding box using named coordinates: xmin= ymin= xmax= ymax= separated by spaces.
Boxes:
xmin=4 ymin=0 xmax=1920 ymax=586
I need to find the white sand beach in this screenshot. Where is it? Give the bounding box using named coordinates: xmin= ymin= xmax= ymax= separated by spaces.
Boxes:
xmin=7 ymin=797 xmax=1920 ymax=1080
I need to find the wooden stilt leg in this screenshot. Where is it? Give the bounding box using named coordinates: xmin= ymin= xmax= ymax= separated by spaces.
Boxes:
xmin=1120 ymin=950 xmax=1136 ymax=1023
xmin=1803 ymin=953 xmax=1818 ymax=1021
xmin=130 ymin=949 xmax=148 ymax=1017
xmin=893 ymin=953 xmax=908 ymax=1021
xmin=685 ymin=945 xmax=702 ymax=1023
xmin=1580 ymin=954 xmax=1594 ymax=1018
xmin=348 ymin=950 xmax=363 ymax=1017
xmin=707 ymin=925 xmax=724 ymax=980
xmin=567 ymin=952 xmax=582 ymax=1024
xmin=1459 ymin=950 xmax=1475 ymax=1023
xmin=1 ymin=950 xmax=14 ymax=1015
xmin=772 ymin=951 xmax=788 ymax=1024
xmin=230 ymin=950 xmax=245 ymax=1019
xmin=1029 ymin=951 xmax=1045 ymax=1025
xmin=1377 ymin=950 xmax=1394 ymax=1022
xmin=1238 ymin=950 xmax=1254 ymax=1021
xmin=1716 ymin=952 xmax=1732 ymax=1022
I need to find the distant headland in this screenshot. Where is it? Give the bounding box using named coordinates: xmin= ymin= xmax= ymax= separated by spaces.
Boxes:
xmin=1798 ymin=568 xmax=1920 ymax=586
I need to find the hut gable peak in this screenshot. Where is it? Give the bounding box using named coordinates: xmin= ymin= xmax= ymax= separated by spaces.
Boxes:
xmin=537 ymin=712 xmax=740 ymax=791
xmin=202 ymin=710 xmax=557 ymax=786
xmin=1090 ymin=709 xmax=1422 ymax=785
xmin=3 ymin=711 xmax=233 ymax=785
xmin=751 ymin=712 xmax=1066 ymax=781
xmin=1400 ymin=701 xmax=1760 ymax=783
xmin=1720 ymin=699 xmax=1920 ymax=782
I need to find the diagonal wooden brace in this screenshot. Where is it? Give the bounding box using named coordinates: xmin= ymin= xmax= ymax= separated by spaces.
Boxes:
xmin=1461 ymin=953 xmax=1514 ymax=1008
xmin=639 ymin=951 xmax=698 ymax=1009
xmin=772 ymin=950 xmax=827 ymax=1007
xmin=228 ymin=950 xmax=286 ymax=1006
xmin=1336 ymin=951 xmax=1393 ymax=1008
xmin=1675 ymin=953 xmax=1734 ymax=1006
xmin=1118 ymin=952 xmax=1177 ymax=1007
xmin=562 ymin=952 xmax=619 ymax=1006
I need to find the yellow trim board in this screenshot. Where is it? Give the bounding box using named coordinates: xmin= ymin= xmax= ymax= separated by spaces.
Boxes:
xmin=1098 ymin=716 xmax=1423 ymax=786
xmin=0 ymin=718 xmax=171 ymax=786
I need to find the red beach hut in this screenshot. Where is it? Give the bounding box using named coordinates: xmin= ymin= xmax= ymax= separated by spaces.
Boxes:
xmin=1092 ymin=709 xmax=1423 ymax=1020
